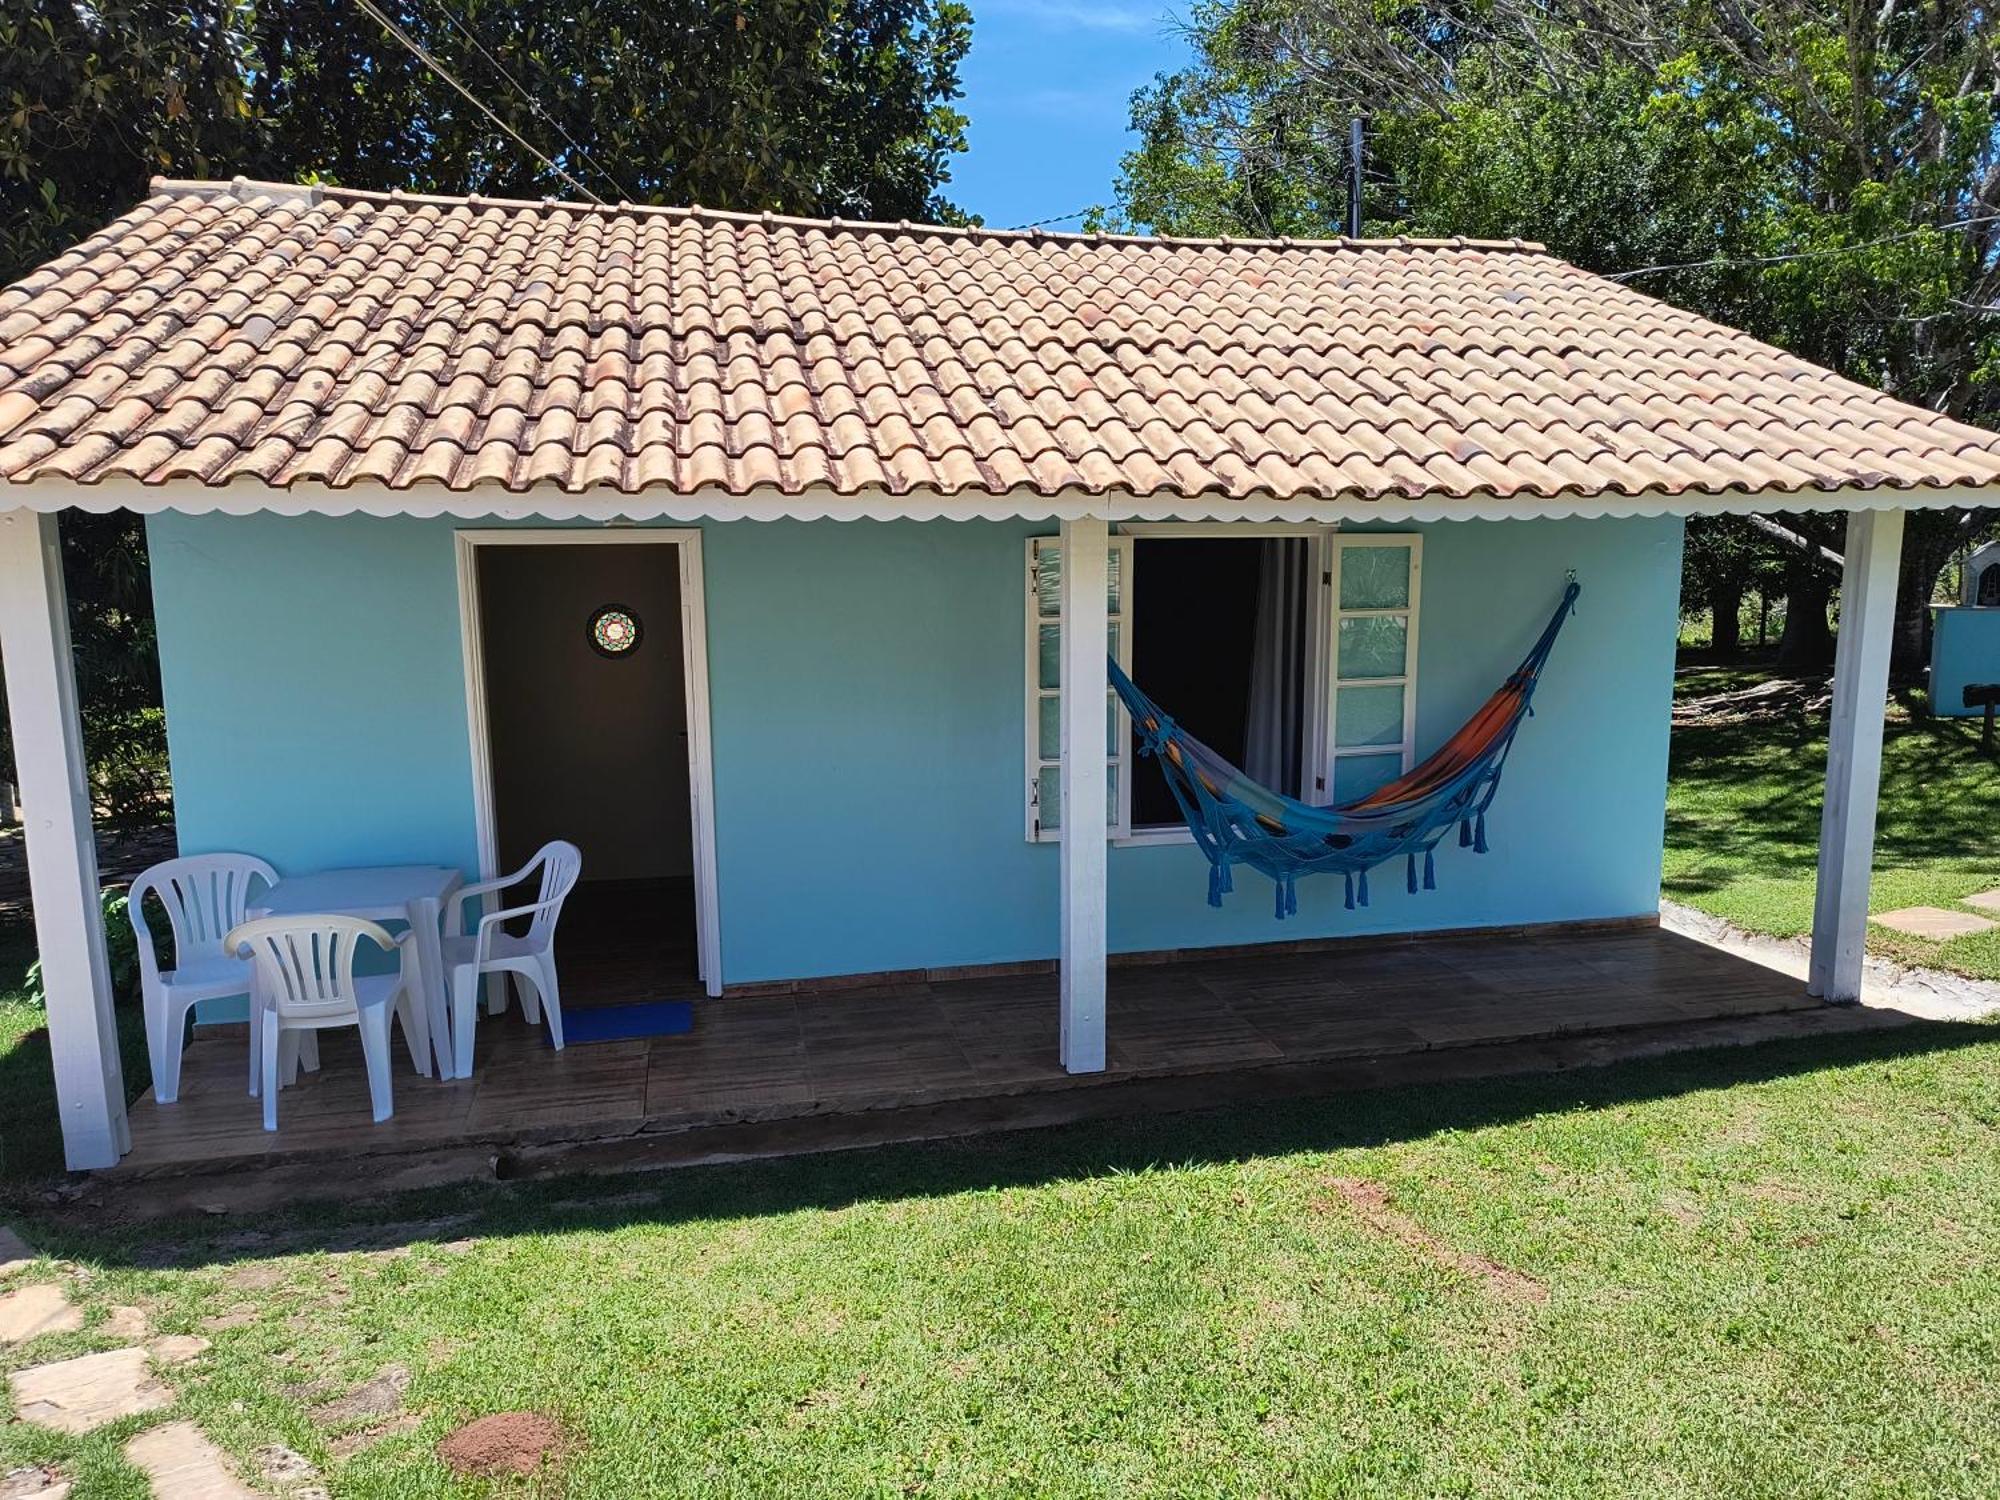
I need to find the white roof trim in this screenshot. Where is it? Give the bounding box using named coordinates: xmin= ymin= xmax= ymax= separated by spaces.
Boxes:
xmin=0 ymin=476 xmax=1991 ymax=524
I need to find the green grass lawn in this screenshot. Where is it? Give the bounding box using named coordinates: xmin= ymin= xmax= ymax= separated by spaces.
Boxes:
xmin=1 ymin=1023 xmax=1997 ymax=1496
xmin=1665 ymin=675 xmax=2000 ymax=981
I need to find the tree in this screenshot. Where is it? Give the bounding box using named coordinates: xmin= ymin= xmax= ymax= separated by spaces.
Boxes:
xmin=1113 ymin=0 xmax=2000 ymax=670
xmin=0 ymin=0 xmax=973 ymax=294
xmin=0 ymin=1 xmax=259 ymax=282
xmin=1682 ymin=516 xmax=1789 ymax=656
xmin=241 ymin=0 xmax=972 ymax=220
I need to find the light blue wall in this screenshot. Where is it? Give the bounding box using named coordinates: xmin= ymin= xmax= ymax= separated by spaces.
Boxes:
xmin=148 ymin=510 xmax=1684 ymax=985
xmin=1928 ymin=607 xmax=2000 ymax=717
xmin=147 ymin=514 xmax=481 ymax=875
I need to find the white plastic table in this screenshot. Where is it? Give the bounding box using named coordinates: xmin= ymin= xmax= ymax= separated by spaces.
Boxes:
xmin=254 ymin=865 xmax=464 ymax=1080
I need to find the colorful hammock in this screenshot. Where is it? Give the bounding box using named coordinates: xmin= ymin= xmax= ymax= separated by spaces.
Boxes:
xmin=1108 ymin=579 xmax=1581 ymax=918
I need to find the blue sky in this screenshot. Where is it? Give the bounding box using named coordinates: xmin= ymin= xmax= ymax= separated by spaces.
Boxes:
xmin=947 ymin=0 xmax=1190 ymax=229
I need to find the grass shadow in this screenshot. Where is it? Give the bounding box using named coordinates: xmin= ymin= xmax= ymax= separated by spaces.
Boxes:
xmin=33 ymin=1012 xmax=1997 ymax=1271
xmin=0 ymin=916 xmax=151 ymax=1185
xmin=1669 ymin=709 xmax=2000 ymax=877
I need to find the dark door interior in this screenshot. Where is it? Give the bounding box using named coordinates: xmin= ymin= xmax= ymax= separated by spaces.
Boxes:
xmin=476 ymin=542 xmax=698 ymax=1003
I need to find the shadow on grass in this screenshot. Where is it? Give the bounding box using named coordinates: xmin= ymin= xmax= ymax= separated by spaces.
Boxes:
xmin=0 ymin=917 xmax=151 ymax=1186
xmin=1668 ymin=711 xmax=2000 ymax=880
xmin=31 ymin=1012 xmax=1998 ymax=1272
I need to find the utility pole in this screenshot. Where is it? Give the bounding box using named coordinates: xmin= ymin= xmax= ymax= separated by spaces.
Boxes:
xmin=1346 ymin=117 xmax=1364 ymax=237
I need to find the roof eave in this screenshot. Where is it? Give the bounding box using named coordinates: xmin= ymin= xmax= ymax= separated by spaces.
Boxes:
xmin=0 ymin=475 xmax=1991 ymax=525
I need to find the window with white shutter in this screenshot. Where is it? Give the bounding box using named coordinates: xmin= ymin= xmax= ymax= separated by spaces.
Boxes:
xmin=1025 ymin=530 xmax=1421 ymax=841
xmin=1024 ymin=535 xmax=1132 ymax=841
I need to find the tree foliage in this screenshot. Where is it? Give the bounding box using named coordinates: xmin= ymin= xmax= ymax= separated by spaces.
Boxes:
xmin=1114 ymin=0 xmax=2000 ymax=668
xmin=0 ymin=1 xmax=258 ymax=281
xmin=0 ymin=0 xmax=973 ymax=290
xmin=244 ymin=0 xmax=972 ymax=218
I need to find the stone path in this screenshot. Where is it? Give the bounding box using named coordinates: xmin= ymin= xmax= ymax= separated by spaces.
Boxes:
xmin=0 ymin=1464 xmax=71 ymax=1499
xmin=0 ymin=1223 xmax=288 ymax=1496
xmin=124 ymin=1424 xmax=260 ymax=1499
xmin=8 ymin=1348 xmax=171 ymax=1435
xmin=0 ymin=1285 xmax=80 ymax=1345
xmin=1870 ymin=905 xmax=1995 ymax=940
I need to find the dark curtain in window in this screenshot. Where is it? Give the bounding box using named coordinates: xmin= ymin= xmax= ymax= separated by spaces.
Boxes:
xmin=1243 ymin=538 xmax=1309 ymax=798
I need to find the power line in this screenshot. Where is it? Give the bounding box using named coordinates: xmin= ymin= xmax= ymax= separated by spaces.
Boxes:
xmin=1005 ymin=206 xmax=1098 ymax=231
xmin=1608 ymin=213 xmax=2000 ymax=283
xmin=421 ymin=0 xmax=633 ymax=202
xmin=348 ymin=0 xmax=605 ymax=204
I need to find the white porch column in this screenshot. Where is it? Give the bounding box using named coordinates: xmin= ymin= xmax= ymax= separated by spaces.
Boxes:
xmin=1058 ymin=516 xmax=1109 ymax=1073
xmin=0 ymin=510 xmax=129 ymax=1167
xmin=1808 ymin=506 xmax=1906 ymax=1004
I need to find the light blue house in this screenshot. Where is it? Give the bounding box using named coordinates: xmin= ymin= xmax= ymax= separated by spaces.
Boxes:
xmin=1930 ymin=539 xmax=2000 ymax=718
xmin=4 ymin=179 xmax=1999 ymax=1170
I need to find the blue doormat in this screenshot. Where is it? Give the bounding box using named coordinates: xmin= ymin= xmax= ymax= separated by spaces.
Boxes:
xmin=561 ymin=1000 xmax=695 ymax=1045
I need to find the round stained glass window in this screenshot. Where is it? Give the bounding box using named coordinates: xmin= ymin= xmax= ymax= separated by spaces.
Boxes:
xmin=588 ymin=605 xmax=643 ymax=657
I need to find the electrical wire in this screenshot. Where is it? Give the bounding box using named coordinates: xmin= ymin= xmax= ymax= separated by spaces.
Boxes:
xmin=1005 ymin=206 xmax=1098 ymax=231
xmin=1607 ymin=214 xmax=2000 ymax=282
xmin=420 ymin=0 xmax=634 ymax=202
xmin=348 ymin=0 xmax=605 ymax=204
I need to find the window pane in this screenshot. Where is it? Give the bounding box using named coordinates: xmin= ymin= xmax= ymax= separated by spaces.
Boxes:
xmin=1338 ymin=615 xmax=1407 ymax=679
xmin=1035 ymin=766 xmax=1120 ymax=832
xmin=1042 ymin=694 xmax=1121 ymax=759
xmin=1040 ymin=625 xmax=1121 ymax=691
xmin=1333 ymin=752 xmax=1404 ymax=803
xmin=1336 ymin=684 xmax=1405 ymax=747
xmin=1035 ymin=543 xmax=1122 ymax=617
xmin=1340 ymin=545 xmax=1410 ymax=610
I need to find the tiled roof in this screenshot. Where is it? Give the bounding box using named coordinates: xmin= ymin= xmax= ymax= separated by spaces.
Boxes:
xmin=1 ymin=176 xmax=1997 ymax=507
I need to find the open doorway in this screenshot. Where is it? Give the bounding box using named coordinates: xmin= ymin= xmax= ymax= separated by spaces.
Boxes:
xmin=462 ymin=534 xmax=717 ymax=1004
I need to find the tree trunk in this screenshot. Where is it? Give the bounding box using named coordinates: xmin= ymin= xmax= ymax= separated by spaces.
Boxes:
xmin=1709 ymin=580 xmax=1744 ymax=655
xmin=1891 ymin=521 xmax=1958 ymax=678
xmin=1778 ymin=568 xmax=1835 ymax=669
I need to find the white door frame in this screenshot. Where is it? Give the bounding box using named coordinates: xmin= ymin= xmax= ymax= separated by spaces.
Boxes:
xmin=453 ymin=527 xmax=724 ymax=997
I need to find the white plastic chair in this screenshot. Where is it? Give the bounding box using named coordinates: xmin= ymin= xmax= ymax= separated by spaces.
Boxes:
xmin=442 ymin=841 xmax=582 ymax=1075
xmin=225 ymin=914 xmax=429 ymax=1132
xmin=128 ymin=853 xmax=277 ymax=1104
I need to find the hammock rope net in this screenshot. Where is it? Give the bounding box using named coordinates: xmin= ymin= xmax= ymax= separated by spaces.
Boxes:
xmin=1108 ymin=579 xmax=1581 ymax=918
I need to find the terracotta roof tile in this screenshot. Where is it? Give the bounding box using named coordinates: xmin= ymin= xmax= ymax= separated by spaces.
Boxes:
xmin=0 ymin=179 xmax=1996 ymax=505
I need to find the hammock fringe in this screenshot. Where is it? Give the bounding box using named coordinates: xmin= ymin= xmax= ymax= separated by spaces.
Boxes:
xmin=1109 ymin=579 xmax=1578 ymax=919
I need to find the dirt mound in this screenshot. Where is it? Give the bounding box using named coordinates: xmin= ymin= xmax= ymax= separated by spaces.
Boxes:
xmin=436 ymin=1412 xmax=564 ymax=1478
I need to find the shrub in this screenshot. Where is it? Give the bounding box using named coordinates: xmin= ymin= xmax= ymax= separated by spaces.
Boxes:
xmin=23 ymin=889 xmax=142 ymax=1009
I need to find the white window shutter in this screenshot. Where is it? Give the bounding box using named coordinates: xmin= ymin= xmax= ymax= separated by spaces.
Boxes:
xmin=1324 ymin=535 xmax=1423 ymax=805
xmin=1025 ymin=536 xmax=1131 ymax=842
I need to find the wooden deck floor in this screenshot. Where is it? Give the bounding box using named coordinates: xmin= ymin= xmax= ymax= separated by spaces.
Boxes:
xmin=115 ymin=922 xmax=1815 ymax=1175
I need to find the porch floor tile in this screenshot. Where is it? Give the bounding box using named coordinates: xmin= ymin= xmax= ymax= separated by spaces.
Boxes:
xmin=114 ymin=922 xmax=1817 ymax=1176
